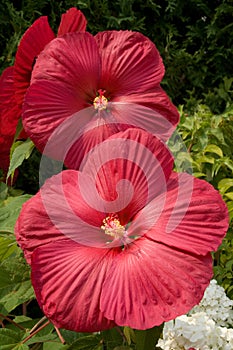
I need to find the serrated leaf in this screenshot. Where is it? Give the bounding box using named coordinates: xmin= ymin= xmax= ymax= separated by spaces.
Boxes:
xmin=204 ymin=144 xmax=223 ymax=157
xmin=0 ymin=252 xmax=34 ymax=313
xmin=0 ymin=328 xmax=29 ymax=350
xmin=7 ymin=139 xmax=34 ymax=181
xmin=0 ymin=194 xmax=32 ymax=234
xmin=43 ymin=342 xmax=69 ymax=350
xmin=66 ymin=335 xmax=102 ymax=350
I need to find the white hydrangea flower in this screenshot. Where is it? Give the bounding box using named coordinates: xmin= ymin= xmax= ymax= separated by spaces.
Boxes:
xmin=189 ymin=279 xmax=233 ymax=327
xmin=157 ymin=280 xmax=233 ymax=350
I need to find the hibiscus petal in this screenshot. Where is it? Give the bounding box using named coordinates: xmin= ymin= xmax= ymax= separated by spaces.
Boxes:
xmin=101 ymin=237 xmax=213 ymax=329
xmin=16 ymin=169 xmax=118 ymax=262
xmin=95 ymin=30 xmax=164 ymax=96
xmin=0 ymin=67 xmax=21 ymax=136
xmin=141 ymin=172 xmax=229 ymax=254
xmin=80 ymin=128 xmax=173 ymax=225
xmin=14 ymin=17 xmax=55 ymax=105
xmin=31 ymin=239 xmax=117 ymax=331
xmin=30 ymin=32 xmax=100 ymax=97
xmin=113 ymin=86 xmax=180 ymax=128
xmin=22 ymin=80 xmax=85 ymax=153
xmin=57 ymin=7 xmax=87 ymax=36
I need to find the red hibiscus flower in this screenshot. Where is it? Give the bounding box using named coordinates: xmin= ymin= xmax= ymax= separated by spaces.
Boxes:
xmin=0 ymin=8 xmax=87 ymax=178
xmin=15 ymin=128 xmax=229 ymax=331
xmin=22 ymin=30 xmax=179 ymax=167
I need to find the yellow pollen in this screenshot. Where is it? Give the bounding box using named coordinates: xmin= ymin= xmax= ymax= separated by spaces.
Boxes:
xmin=93 ymin=89 xmax=108 ymax=110
xmin=101 ymin=215 xmax=126 ymax=240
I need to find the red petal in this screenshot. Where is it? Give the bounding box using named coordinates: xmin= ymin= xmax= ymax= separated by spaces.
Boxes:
xmin=22 ymin=80 xmax=84 ymax=153
xmin=80 ymin=128 xmax=173 ymax=225
xmin=14 ymin=17 xmax=55 ymax=105
xmin=57 ymin=7 xmax=87 ymax=36
xmin=30 ymin=32 xmax=100 ymax=97
xmin=114 ymin=86 xmax=180 ymax=127
xmin=15 ymin=170 xmax=115 ymax=262
xmin=101 ymin=237 xmax=213 ymax=329
xmin=31 ymin=239 xmax=118 ymax=331
xmin=144 ymin=172 xmax=229 ymax=254
xmin=95 ymin=31 xmax=164 ymax=96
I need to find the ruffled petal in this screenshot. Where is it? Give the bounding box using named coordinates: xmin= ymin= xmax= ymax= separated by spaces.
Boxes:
xmin=57 ymin=7 xmax=87 ymax=36
xmin=101 ymin=237 xmax=213 ymax=329
xmin=95 ymin=30 xmax=164 ymax=97
xmin=80 ymin=128 xmax=173 ymax=226
xmin=31 ymin=239 xmax=118 ymax=332
xmin=14 ymin=17 xmax=55 ymax=105
xmin=114 ymin=86 xmax=180 ymax=127
xmin=142 ymin=172 xmax=229 ymax=255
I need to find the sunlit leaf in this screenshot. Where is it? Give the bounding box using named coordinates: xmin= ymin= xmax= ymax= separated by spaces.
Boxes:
xmin=7 ymin=139 xmax=34 ymax=181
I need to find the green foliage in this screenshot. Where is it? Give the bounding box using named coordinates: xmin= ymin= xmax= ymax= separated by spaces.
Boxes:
xmin=170 ymin=104 xmax=233 ymax=298
xmin=0 ymin=0 xmax=232 ymax=112
xmin=0 ymin=0 xmax=232 ymax=348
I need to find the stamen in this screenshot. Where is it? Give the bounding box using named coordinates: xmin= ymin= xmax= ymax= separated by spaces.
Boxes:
xmin=93 ymin=89 xmax=108 ymax=110
xmin=101 ymin=214 xmax=128 ymax=241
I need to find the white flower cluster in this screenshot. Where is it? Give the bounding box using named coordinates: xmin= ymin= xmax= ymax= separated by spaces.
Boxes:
xmin=157 ymin=280 xmax=233 ymax=350
xmin=190 ymin=279 xmax=233 ymax=327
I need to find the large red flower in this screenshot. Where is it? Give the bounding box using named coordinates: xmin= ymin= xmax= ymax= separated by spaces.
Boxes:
xmin=22 ymin=30 xmax=179 ymax=166
xmin=0 ymin=8 xmax=87 ymax=177
xmin=15 ymin=128 xmax=229 ymax=331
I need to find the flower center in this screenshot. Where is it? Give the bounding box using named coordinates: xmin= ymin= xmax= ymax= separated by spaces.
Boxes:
xmin=101 ymin=214 xmax=128 ymax=241
xmin=93 ymin=89 xmax=108 ymax=110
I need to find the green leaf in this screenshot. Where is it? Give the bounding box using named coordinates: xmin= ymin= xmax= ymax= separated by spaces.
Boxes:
xmin=218 ymin=178 xmax=233 ymax=194
xmin=0 ymin=183 xmax=8 ymax=201
xmin=204 ymin=144 xmax=223 ymax=157
xmin=43 ymin=342 xmax=69 ymax=350
xmin=0 ymin=236 xmax=17 ymax=262
xmin=7 ymin=139 xmax=34 ymax=181
xmin=123 ymin=327 xmax=136 ymax=346
xmin=135 ymin=325 xmax=163 ymax=350
xmin=0 ymin=252 xmax=34 ymax=314
xmin=66 ymin=334 xmax=102 ymax=350
xmin=0 ymin=194 xmax=32 ymax=234
xmin=0 ymin=328 xmax=29 ymax=350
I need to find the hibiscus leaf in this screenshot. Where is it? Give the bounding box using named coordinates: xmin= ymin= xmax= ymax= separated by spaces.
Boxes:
xmin=134 ymin=325 xmax=163 ymax=350
xmin=7 ymin=139 xmax=34 ymax=181
xmin=0 ymin=328 xmax=29 ymax=350
xmin=0 ymin=251 xmax=34 ymax=314
xmin=65 ymin=334 xmax=102 ymax=349
xmin=0 ymin=194 xmax=32 ymax=234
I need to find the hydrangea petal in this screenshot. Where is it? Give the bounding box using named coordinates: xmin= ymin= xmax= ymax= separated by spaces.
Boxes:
xmin=57 ymin=7 xmax=87 ymax=36
xmin=95 ymin=30 xmax=164 ymax=96
xmin=31 ymin=239 xmax=118 ymax=332
xmin=101 ymin=237 xmax=213 ymax=329
xmin=142 ymin=172 xmax=229 ymax=254
xmin=14 ymin=17 xmax=55 ymax=105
